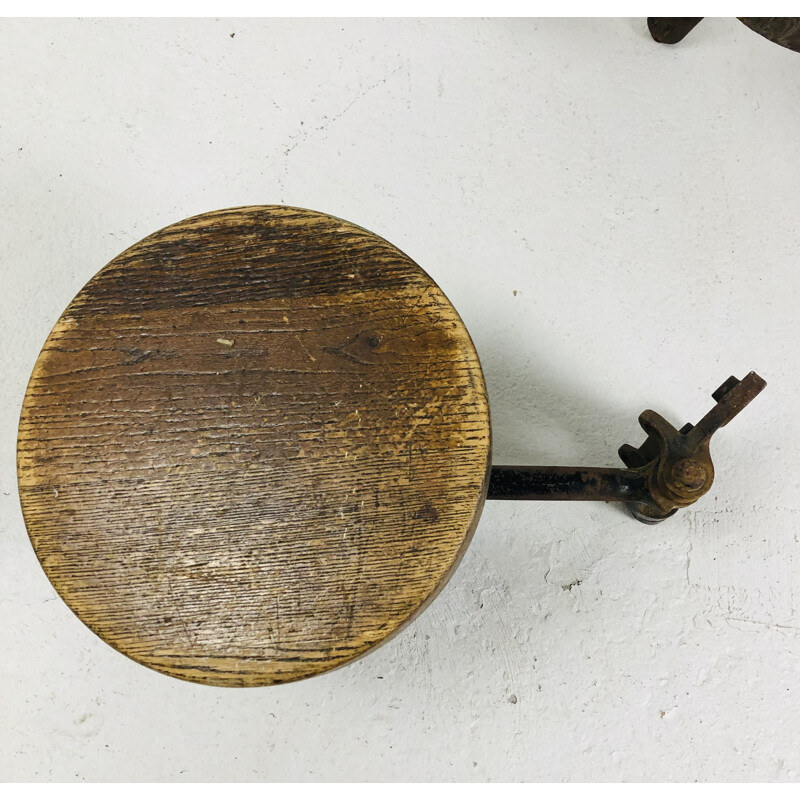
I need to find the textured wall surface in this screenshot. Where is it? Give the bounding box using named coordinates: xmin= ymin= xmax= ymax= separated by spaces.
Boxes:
xmin=1 ymin=17 xmax=798 ymax=782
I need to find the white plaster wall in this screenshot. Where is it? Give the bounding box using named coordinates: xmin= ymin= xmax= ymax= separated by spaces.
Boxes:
xmin=1 ymin=17 xmax=798 ymax=781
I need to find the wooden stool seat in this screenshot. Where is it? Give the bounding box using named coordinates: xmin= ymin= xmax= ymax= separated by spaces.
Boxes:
xmin=17 ymin=206 xmax=491 ymax=686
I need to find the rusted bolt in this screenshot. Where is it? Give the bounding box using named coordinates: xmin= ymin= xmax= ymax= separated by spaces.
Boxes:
xmin=670 ymin=459 xmax=708 ymax=493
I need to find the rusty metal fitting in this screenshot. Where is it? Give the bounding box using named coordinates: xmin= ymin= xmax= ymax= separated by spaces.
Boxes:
xmin=488 ymin=371 xmax=766 ymax=525
xmin=619 ymin=372 xmax=765 ymax=523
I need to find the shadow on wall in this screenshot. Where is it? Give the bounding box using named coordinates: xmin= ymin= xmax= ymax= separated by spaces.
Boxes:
xmin=482 ymin=325 xmax=636 ymax=468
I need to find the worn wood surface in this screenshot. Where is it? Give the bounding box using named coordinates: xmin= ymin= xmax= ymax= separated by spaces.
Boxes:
xmin=17 ymin=206 xmax=492 ymax=686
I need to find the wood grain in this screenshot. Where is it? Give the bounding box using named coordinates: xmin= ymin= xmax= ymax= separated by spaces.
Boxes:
xmin=17 ymin=206 xmax=492 ymax=686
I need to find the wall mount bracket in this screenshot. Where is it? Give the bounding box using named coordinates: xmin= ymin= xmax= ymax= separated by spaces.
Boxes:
xmin=488 ymin=371 xmax=766 ymax=523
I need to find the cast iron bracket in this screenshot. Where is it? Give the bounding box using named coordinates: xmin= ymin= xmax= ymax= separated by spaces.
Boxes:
xmin=488 ymin=372 xmax=766 ymax=524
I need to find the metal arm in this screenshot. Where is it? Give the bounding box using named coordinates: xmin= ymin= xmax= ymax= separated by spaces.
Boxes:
xmin=487 ymin=372 xmax=766 ymax=524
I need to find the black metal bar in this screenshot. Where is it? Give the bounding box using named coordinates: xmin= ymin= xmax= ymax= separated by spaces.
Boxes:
xmin=487 ymin=465 xmax=647 ymax=502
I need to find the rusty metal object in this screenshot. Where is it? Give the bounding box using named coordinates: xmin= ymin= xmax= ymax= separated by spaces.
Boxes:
xmin=647 ymin=17 xmax=800 ymax=54
xmin=618 ymin=372 xmax=766 ymax=522
xmin=739 ymin=18 xmax=800 ymax=53
xmin=488 ymin=372 xmax=766 ymax=524
xmin=647 ymin=18 xmax=703 ymax=45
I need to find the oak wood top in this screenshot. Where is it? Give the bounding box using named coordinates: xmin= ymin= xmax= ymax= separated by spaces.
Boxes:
xmin=17 ymin=206 xmax=492 ymax=686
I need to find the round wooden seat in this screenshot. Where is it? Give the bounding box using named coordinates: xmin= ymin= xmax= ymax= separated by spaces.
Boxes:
xmin=17 ymin=206 xmax=491 ymax=686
